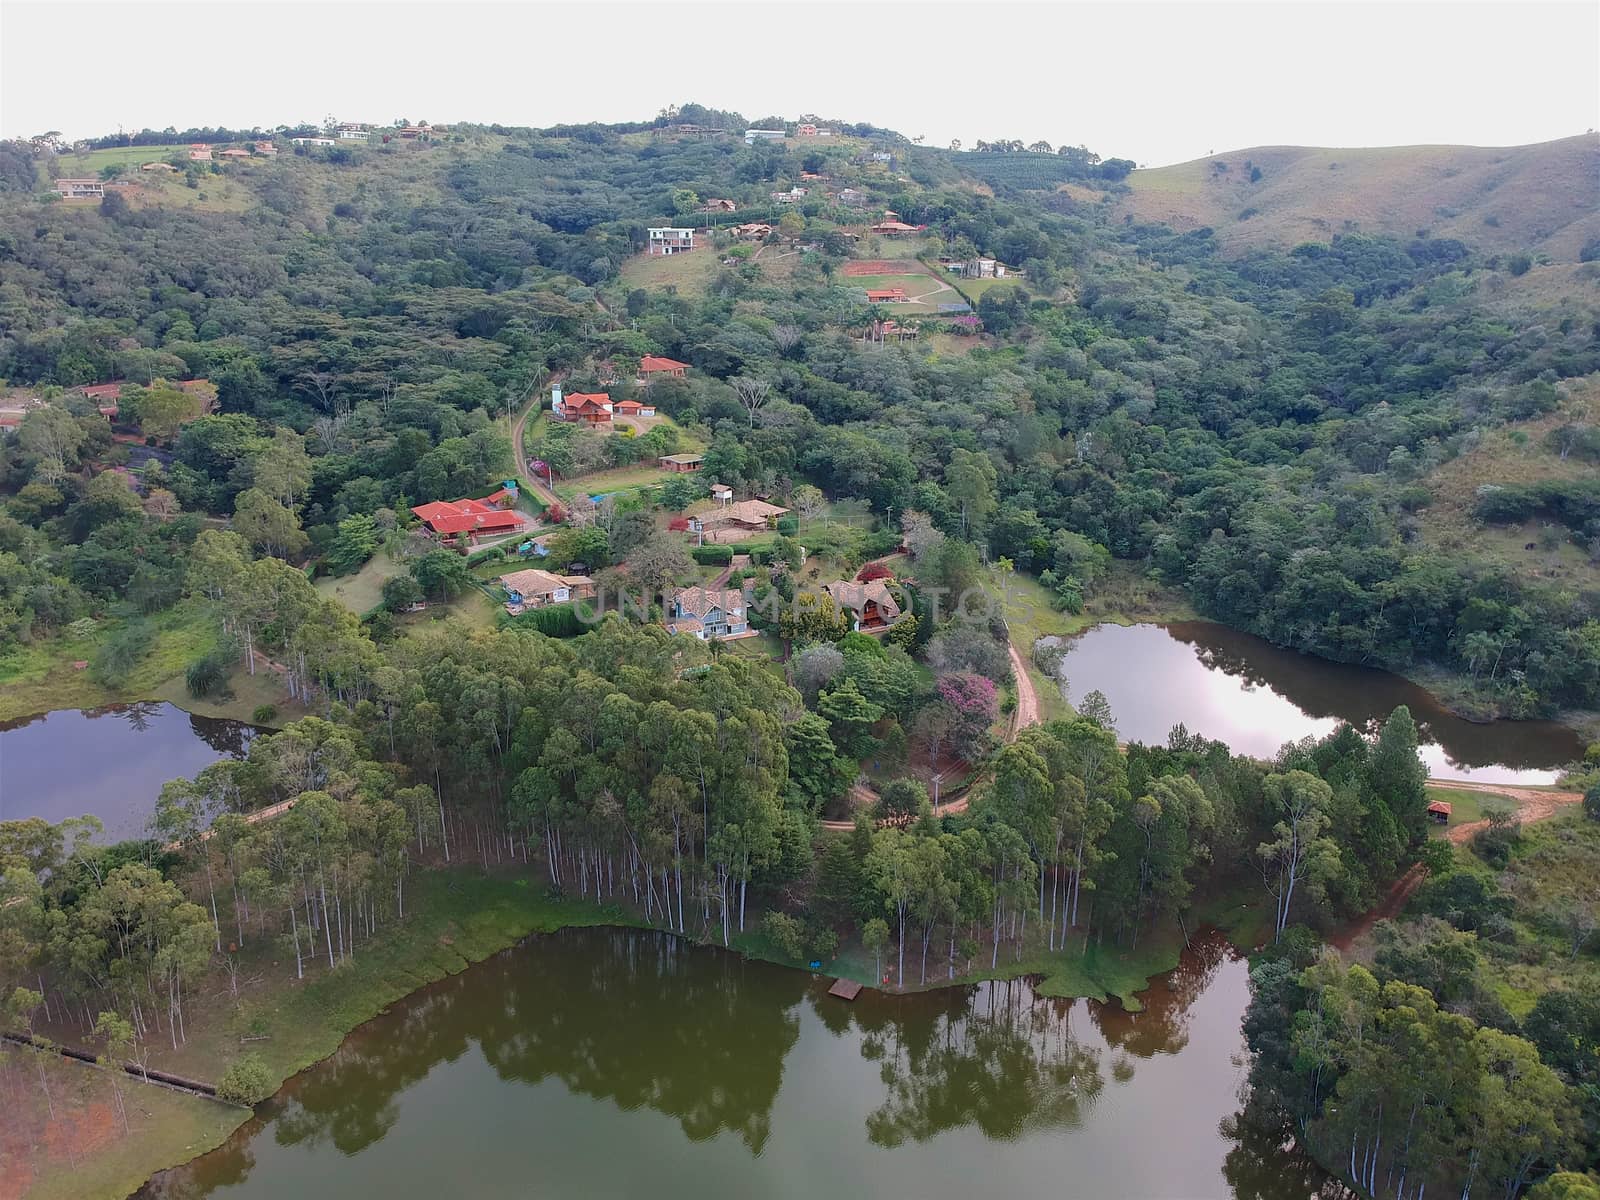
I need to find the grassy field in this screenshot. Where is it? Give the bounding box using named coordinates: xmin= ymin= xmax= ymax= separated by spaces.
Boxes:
xmin=4 ymin=1051 xmax=245 ymax=1200
xmin=1421 ymin=786 xmax=1513 ymax=835
xmin=839 ymin=271 xmax=959 ymax=312
xmin=0 ymin=604 xmax=219 ymax=725
xmin=616 ymin=248 xmax=726 ymax=297
xmin=315 ymin=553 xmax=410 ymax=615
xmin=1414 ymin=388 xmax=1600 ymax=602
xmin=553 ymin=462 xmax=674 ymax=503
xmin=1434 ymin=809 xmax=1600 ymax=1018
xmin=48 ymin=144 xmax=193 ymax=173
xmin=1115 ymin=133 xmax=1600 ymax=262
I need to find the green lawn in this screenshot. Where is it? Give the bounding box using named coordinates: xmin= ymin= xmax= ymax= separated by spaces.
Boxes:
xmin=315 ymin=553 xmax=410 ymax=615
xmin=839 ymin=272 xmax=957 ymax=311
xmin=0 ymin=603 xmax=219 ymax=724
xmin=553 ymin=462 xmax=673 ymax=502
xmin=1423 ymin=786 xmax=1506 ymax=835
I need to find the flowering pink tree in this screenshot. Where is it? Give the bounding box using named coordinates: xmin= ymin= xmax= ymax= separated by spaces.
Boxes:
xmin=935 ymin=672 xmax=998 ymax=763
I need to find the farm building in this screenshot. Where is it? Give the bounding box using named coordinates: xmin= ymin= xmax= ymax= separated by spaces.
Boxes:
xmin=659 ymin=453 xmax=704 ymax=472
xmin=1427 ymin=800 xmax=1452 ymax=825
xmin=647 ymin=227 xmax=696 ymax=255
xmin=865 ymin=288 xmax=908 ymax=303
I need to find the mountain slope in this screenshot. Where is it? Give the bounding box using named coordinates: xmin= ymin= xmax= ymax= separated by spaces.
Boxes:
xmin=1113 ymin=134 xmax=1599 ymax=260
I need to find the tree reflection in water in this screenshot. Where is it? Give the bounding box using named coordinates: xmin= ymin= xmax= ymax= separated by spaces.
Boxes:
xmin=141 ymin=927 xmax=1329 ymax=1200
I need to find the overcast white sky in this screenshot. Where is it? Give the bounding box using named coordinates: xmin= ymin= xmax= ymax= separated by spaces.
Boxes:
xmin=2 ymin=0 xmax=1596 ymax=165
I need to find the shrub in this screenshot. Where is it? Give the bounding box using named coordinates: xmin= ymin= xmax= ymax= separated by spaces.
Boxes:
xmin=776 ymin=516 xmax=799 ymax=536
xmin=217 ymin=1053 xmax=275 ymax=1105
xmin=504 ymin=602 xmax=586 ymax=638
xmin=762 ymin=911 xmax=806 ymax=960
xmin=1585 ymin=784 xmax=1600 ymax=822
xmin=251 ymin=704 xmax=278 ymax=724
xmin=185 ymin=647 xmax=236 ymax=698
xmin=466 ymin=544 xmax=507 ymax=567
xmin=691 ymin=545 xmax=733 ymax=565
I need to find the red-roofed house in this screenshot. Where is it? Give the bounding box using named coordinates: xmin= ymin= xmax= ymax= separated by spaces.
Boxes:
xmin=614 ymin=399 xmax=656 ymax=417
xmin=556 ymin=392 xmax=613 ymax=425
xmin=866 ymin=288 xmax=908 ymax=303
xmin=188 ymin=144 xmax=213 ymax=161
xmin=638 ymin=356 xmax=688 ymax=380
xmin=75 ymin=379 xmax=217 ymax=420
xmin=411 ymin=487 xmax=531 ymax=542
xmin=869 ymin=221 xmax=919 ymax=236
xmin=1427 ymin=800 xmax=1452 ymax=825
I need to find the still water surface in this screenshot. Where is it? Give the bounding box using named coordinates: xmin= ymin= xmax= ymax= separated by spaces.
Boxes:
xmin=0 ymin=703 xmax=258 ymax=840
xmin=1058 ymin=622 xmax=1584 ymax=785
xmin=141 ymin=927 xmax=1330 ymax=1200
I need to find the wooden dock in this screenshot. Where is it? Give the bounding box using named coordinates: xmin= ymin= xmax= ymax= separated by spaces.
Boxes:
xmin=827 ymin=977 xmax=863 ymax=1001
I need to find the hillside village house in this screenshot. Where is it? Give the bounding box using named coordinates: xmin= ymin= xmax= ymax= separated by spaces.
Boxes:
xmin=219 ymin=148 xmax=252 ymax=160
xmin=770 ymin=186 xmax=807 ymax=204
xmin=188 ymin=144 xmax=212 ymax=161
xmin=665 ymin=587 xmax=749 ymax=640
xmin=395 ymin=124 xmax=436 ymax=140
xmin=141 ymin=161 xmax=179 ymax=172
xmin=638 ymin=355 xmax=688 ymax=381
xmin=744 ymin=128 xmax=786 ymax=143
xmin=51 ymin=178 xmax=104 ymax=199
xmin=253 ymin=142 xmax=277 ymax=156
xmin=554 ymin=391 xmax=613 ymax=425
xmin=835 ymin=188 xmax=868 ymax=206
xmin=866 ymin=288 xmax=908 ymax=303
xmin=291 ymin=136 xmax=336 ymax=147
xmin=647 ymin=227 xmax=695 ymax=255
xmin=499 ymin=568 xmax=595 ymax=614
xmin=702 ymin=198 xmax=737 ymax=213
xmin=76 ymin=378 xmax=216 ymax=421
xmin=659 ymin=453 xmax=704 ymax=473
xmin=614 ymin=399 xmax=656 ymax=417
xmin=411 ymin=486 xmax=530 ymax=542
xmin=822 ymin=579 xmax=903 ymax=633
xmin=709 ymin=483 xmax=734 ymax=504
xmin=689 ymin=499 xmax=789 ymax=541
xmin=337 ymin=124 xmax=369 ymax=140
xmin=734 ymin=222 xmax=773 ymax=240
xmin=870 ymin=220 xmax=920 ymax=236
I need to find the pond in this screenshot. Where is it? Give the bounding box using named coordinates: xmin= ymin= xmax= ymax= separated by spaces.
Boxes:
xmin=0 ymin=703 xmax=260 ymax=841
xmin=1054 ymin=622 xmax=1585 ymax=785
xmin=139 ymin=927 xmax=1332 ymax=1200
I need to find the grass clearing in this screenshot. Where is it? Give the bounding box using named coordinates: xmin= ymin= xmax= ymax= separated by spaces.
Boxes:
xmin=617 ymin=249 xmax=725 ymax=297
xmin=315 ymin=553 xmax=410 ymax=615
xmin=0 ymin=604 xmax=219 ymax=725
xmin=3 ymin=1051 xmax=245 ymax=1200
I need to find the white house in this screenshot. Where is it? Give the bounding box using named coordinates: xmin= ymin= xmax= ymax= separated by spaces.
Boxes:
xmin=710 ymin=483 xmax=734 ymax=504
xmin=647 ymin=227 xmax=696 ymax=256
xmin=291 ymin=136 xmax=337 ymax=147
xmin=770 ymin=186 xmax=808 ymax=204
xmin=744 ymin=129 xmax=786 ymax=143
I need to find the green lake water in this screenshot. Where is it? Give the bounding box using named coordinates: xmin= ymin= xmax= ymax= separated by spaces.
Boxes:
xmin=140 ymin=927 xmax=1336 ymax=1200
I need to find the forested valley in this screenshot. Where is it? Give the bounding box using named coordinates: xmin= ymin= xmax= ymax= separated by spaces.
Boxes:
xmin=2 ymin=109 xmax=1598 ymax=1199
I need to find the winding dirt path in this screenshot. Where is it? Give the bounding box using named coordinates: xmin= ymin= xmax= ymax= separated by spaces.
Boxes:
xmin=1432 ymin=780 xmax=1585 ymax=845
xmin=510 ymin=386 xmax=563 ymax=511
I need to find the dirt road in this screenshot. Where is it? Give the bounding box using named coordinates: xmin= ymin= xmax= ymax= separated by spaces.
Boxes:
xmin=1434 ymin=780 xmax=1585 ymax=845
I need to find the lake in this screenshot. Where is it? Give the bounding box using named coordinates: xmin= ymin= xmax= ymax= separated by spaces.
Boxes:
xmin=138 ymin=927 xmax=1333 ymax=1200
xmin=0 ymin=703 xmax=259 ymax=841
xmin=1054 ymin=622 xmax=1585 ymax=785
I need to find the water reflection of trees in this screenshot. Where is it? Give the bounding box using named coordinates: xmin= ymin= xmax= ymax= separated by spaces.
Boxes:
xmin=832 ymin=978 xmax=1105 ymax=1147
xmin=143 ymin=929 xmax=805 ymax=1198
xmin=1089 ymin=928 xmax=1229 ymax=1057
xmin=189 ymin=712 xmax=258 ymax=758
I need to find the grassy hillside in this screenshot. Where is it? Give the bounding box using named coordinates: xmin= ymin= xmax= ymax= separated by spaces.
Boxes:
xmin=1415 ymin=375 xmax=1600 ymax=600
xmin=1115 ymin=134 xmax=1600 ymax=261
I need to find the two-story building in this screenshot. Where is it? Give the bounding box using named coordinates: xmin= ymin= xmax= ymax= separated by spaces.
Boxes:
xmin=647 ymin=227 xmax=696 ymax=256
xmin=552 ymin=389 xmax=613 ymax=424
xmin=821 ymin=579 xmax=903 ymax=634
xmin=51 ymin=178 xmax=105 ymax=199
xmin=665 ymin=587 xmax=748 ymax=640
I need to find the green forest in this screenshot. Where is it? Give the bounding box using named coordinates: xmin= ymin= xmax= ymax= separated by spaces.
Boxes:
xmin=2 ymin=108 xmax=1598 ymax=1199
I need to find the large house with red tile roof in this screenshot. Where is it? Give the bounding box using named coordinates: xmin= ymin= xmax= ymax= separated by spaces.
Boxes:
xmin=553 ymin=391 xmax=613 ymax=424
xmin=638 ymin=355 xmax=688 ymax=380
xmin=614 ymin=399 xmax=656 ymax=417
xmin=411 ymin=486 xmax=530 ymax=542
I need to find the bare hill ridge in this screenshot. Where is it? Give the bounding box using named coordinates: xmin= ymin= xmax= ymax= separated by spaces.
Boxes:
xmin=1115 ymin=134 xmax=1599 ymax=260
